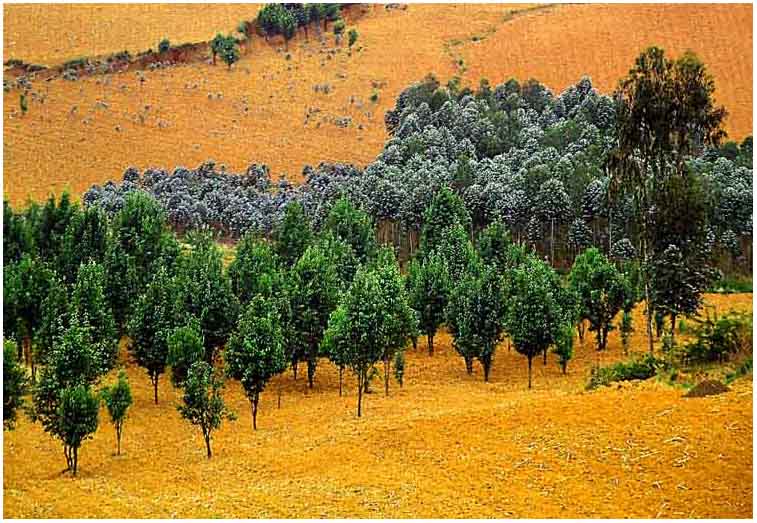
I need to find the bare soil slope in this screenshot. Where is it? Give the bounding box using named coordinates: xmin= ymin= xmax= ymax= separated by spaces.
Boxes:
xmin=3 ymin=294 xmax=752 ymax=518
xmin=3 ymin=3 xmax=753 ymax=206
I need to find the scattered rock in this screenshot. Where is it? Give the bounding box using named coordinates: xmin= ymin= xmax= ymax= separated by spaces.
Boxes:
xmin=314 ymin=83 xmax=332 ymax=94
xmin=684 ymin=380 xmax=730 ymax=398
xmin=334 ymin=116 xmax=351 ymax=128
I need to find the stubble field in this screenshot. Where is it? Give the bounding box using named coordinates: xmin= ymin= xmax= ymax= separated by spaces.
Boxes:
xmin=3 ymin=293 xmax=753 ymax=518
xmin=3 ymin=3 xmax=753 ymax=206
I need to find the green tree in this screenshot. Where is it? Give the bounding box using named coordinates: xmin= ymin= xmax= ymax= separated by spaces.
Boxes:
xmin=106 ymin=191 xmax=175 ymax=328
xmin=58 ymin=206 xmax=109 ymax=284
xmin=406 ymin=252 xmax=450 ymax=355
xmin=228 ymin=234 xmax=281 ymax=305
xmin=31 ymin=192 xmax=77 ymax=262
xmin=333 ymin=19 xmax=345 ymax=45
xmin=288 ymin=244 xmax=340 ymax=388
xmin=281 ymin=10 xmax=297 ymax=50
xmin=4 ymin=199 xmax=34 ymax=263
xmin=57 ymin=384 xmax=99 ymax=476
xmin=100 ymin=369 xmax=132 ymax=455
xmin=323 ymin=197 xmax=376 ymax=263
xmin=323 ymin=3 xmax=340 ymax=31
xmin=476 ymin=220 xmax=512 ymax=272
xmin=553 ymin=323 xmax=574 ymax=375
xmin=3 ymin=254 xmax=56 ymax=381
xmin=435 ymin=223 xmax=480 ymax=283
xmin=419 ymin=187 xmax=472 ymax=255
xmin=167 ymin=319 xmax=205 ymax=388
xmin=315 ymin=232 xmax=359 ymax=293
xmin=348 ymin=28 xmax=358 ymax=48
xmin=226 ymin=296 xmax=287 ymax=430
xmin=71 ymin=261 xmax=119 ymax=373
xmin=274 ymin=201 xmax=313 ymax=267
xmin=568 ymin=248 xmax=631 ymax=351
xmin=31 ymin=315 xmax=104 ymax=474
xmin=210 ymin=33 xmax=225 ymax=65
xmin=609 ymin=47 xmax=727 ymax=352
xmin=19 ymin=92 xmax=27 ymax=116
xmin=649 ymin=175 xmax=714 ymax=342
xmin=3 ymin=340 xmax=28 ymax=430
xmin=372 ymin=248 xmax=417 ymax=395
xmin=322 ymin=267 xmax=399 ymax=417
xmin=177 ymin=361 xmax=235 ymax=458
xmin=127 ymin=266 xmax=176 ymax=404
xmin=504 ymin=256 xmax=564 ymax=389
xmin=446 ymin=265 xmax=506 ymax=381
xmin=218 ymin=34 xmax=240 ymax=69
xmin=158 ymin=38 xmax=170 ymax=53
xmin=173 ymin=232 xmax=239 ymax=364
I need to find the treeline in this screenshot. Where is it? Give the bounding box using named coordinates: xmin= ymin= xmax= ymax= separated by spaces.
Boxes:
xmin=83 ymin=50 xmax=752 ymax=277
xmin=3 ymin=182 xmax=644 ymax=471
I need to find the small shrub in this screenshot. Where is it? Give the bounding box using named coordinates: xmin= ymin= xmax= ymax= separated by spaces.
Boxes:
xmin=3 ymin=341 xmax=27 ymax=430
xmin=100 ymin=369 xmax=132 ymax=455
xmin=158 ymin=38 xmax=171 ymax=54
xmin=58 ymin=385 xmax=100 ymax=475
xmin=679 ymin=312 xmax=752 ymax=364
xmin=724 ymin=357 xmax=753 ymax=385
xmin=178 ymin=361 xmax=236 ymax=458
xmin=348 ymin=28 xmax=358 ymax=48
xmin=370 ymin=90 xmax=379 ymax=103
xmin=587 ymin=354 xmax=662 ymax=390
xmin=393 ymin=350 xmax=405 ymax=387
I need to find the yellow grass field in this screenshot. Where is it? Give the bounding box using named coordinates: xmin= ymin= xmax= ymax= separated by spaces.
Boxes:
xmin=3 ymin=3 xmax=753 ymax=206
xmin=3 ymin=294 xmax=753 ymax=518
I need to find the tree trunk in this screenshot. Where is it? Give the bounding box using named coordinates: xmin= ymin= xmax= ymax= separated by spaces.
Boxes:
xmin=73 ymin=446 xmax=78 ymax=476
xmin=251 ymin=392 xmax=259 ymax=430
xmin=465 ymin=357 xmax=473 ymax=375
xmin=543 ymin=346 xmax=547 ymax=365
xmin=411 ymin=336 xmax=417 ymax=350
xmin=670 ymin=313 xmax=677 ymax=346
xmin=356 ymin=371 xmax=363 ymax=417
xmin=427 ymin=332 xmax=434 ymax=356
xmin=577 ymin=321 xmax=585 ymax=345
xmin=116 ymin=423 xmax=122 ymax=455
xmin=561 ymin=361 xmax=567 ymax=375
xmin=152 ymin=374 xmax=159 ymax=404
xmin=307 ymin=359 xmax=316 ymax=388
xmin=277 ymin=383 xmax=282 ymax=409
xmin=528 ymin=355 xmax=533 ymax=389
xmin=292 ymin=359 xmax=298 ymax=380
xmin=482 ymin=357 xmax=491 ymax=382
xmin=204 ymin=430 xmax=212 ymax=458
xmin=383 ymin=356 xmax=390 ymax=396
xmin=643 ymin=252 xmax=654 ymax=353
xmin=550 ymin=218 xmax=555 ymax=266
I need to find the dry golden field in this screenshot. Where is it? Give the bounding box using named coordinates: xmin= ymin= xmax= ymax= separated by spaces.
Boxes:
xmin=3 ymin=3 xmax=753 ymax=206
xmin=3 ymin=3 xmax=265 ymax=65
xmin=3 ymin=293 xmax=753 ymax=518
